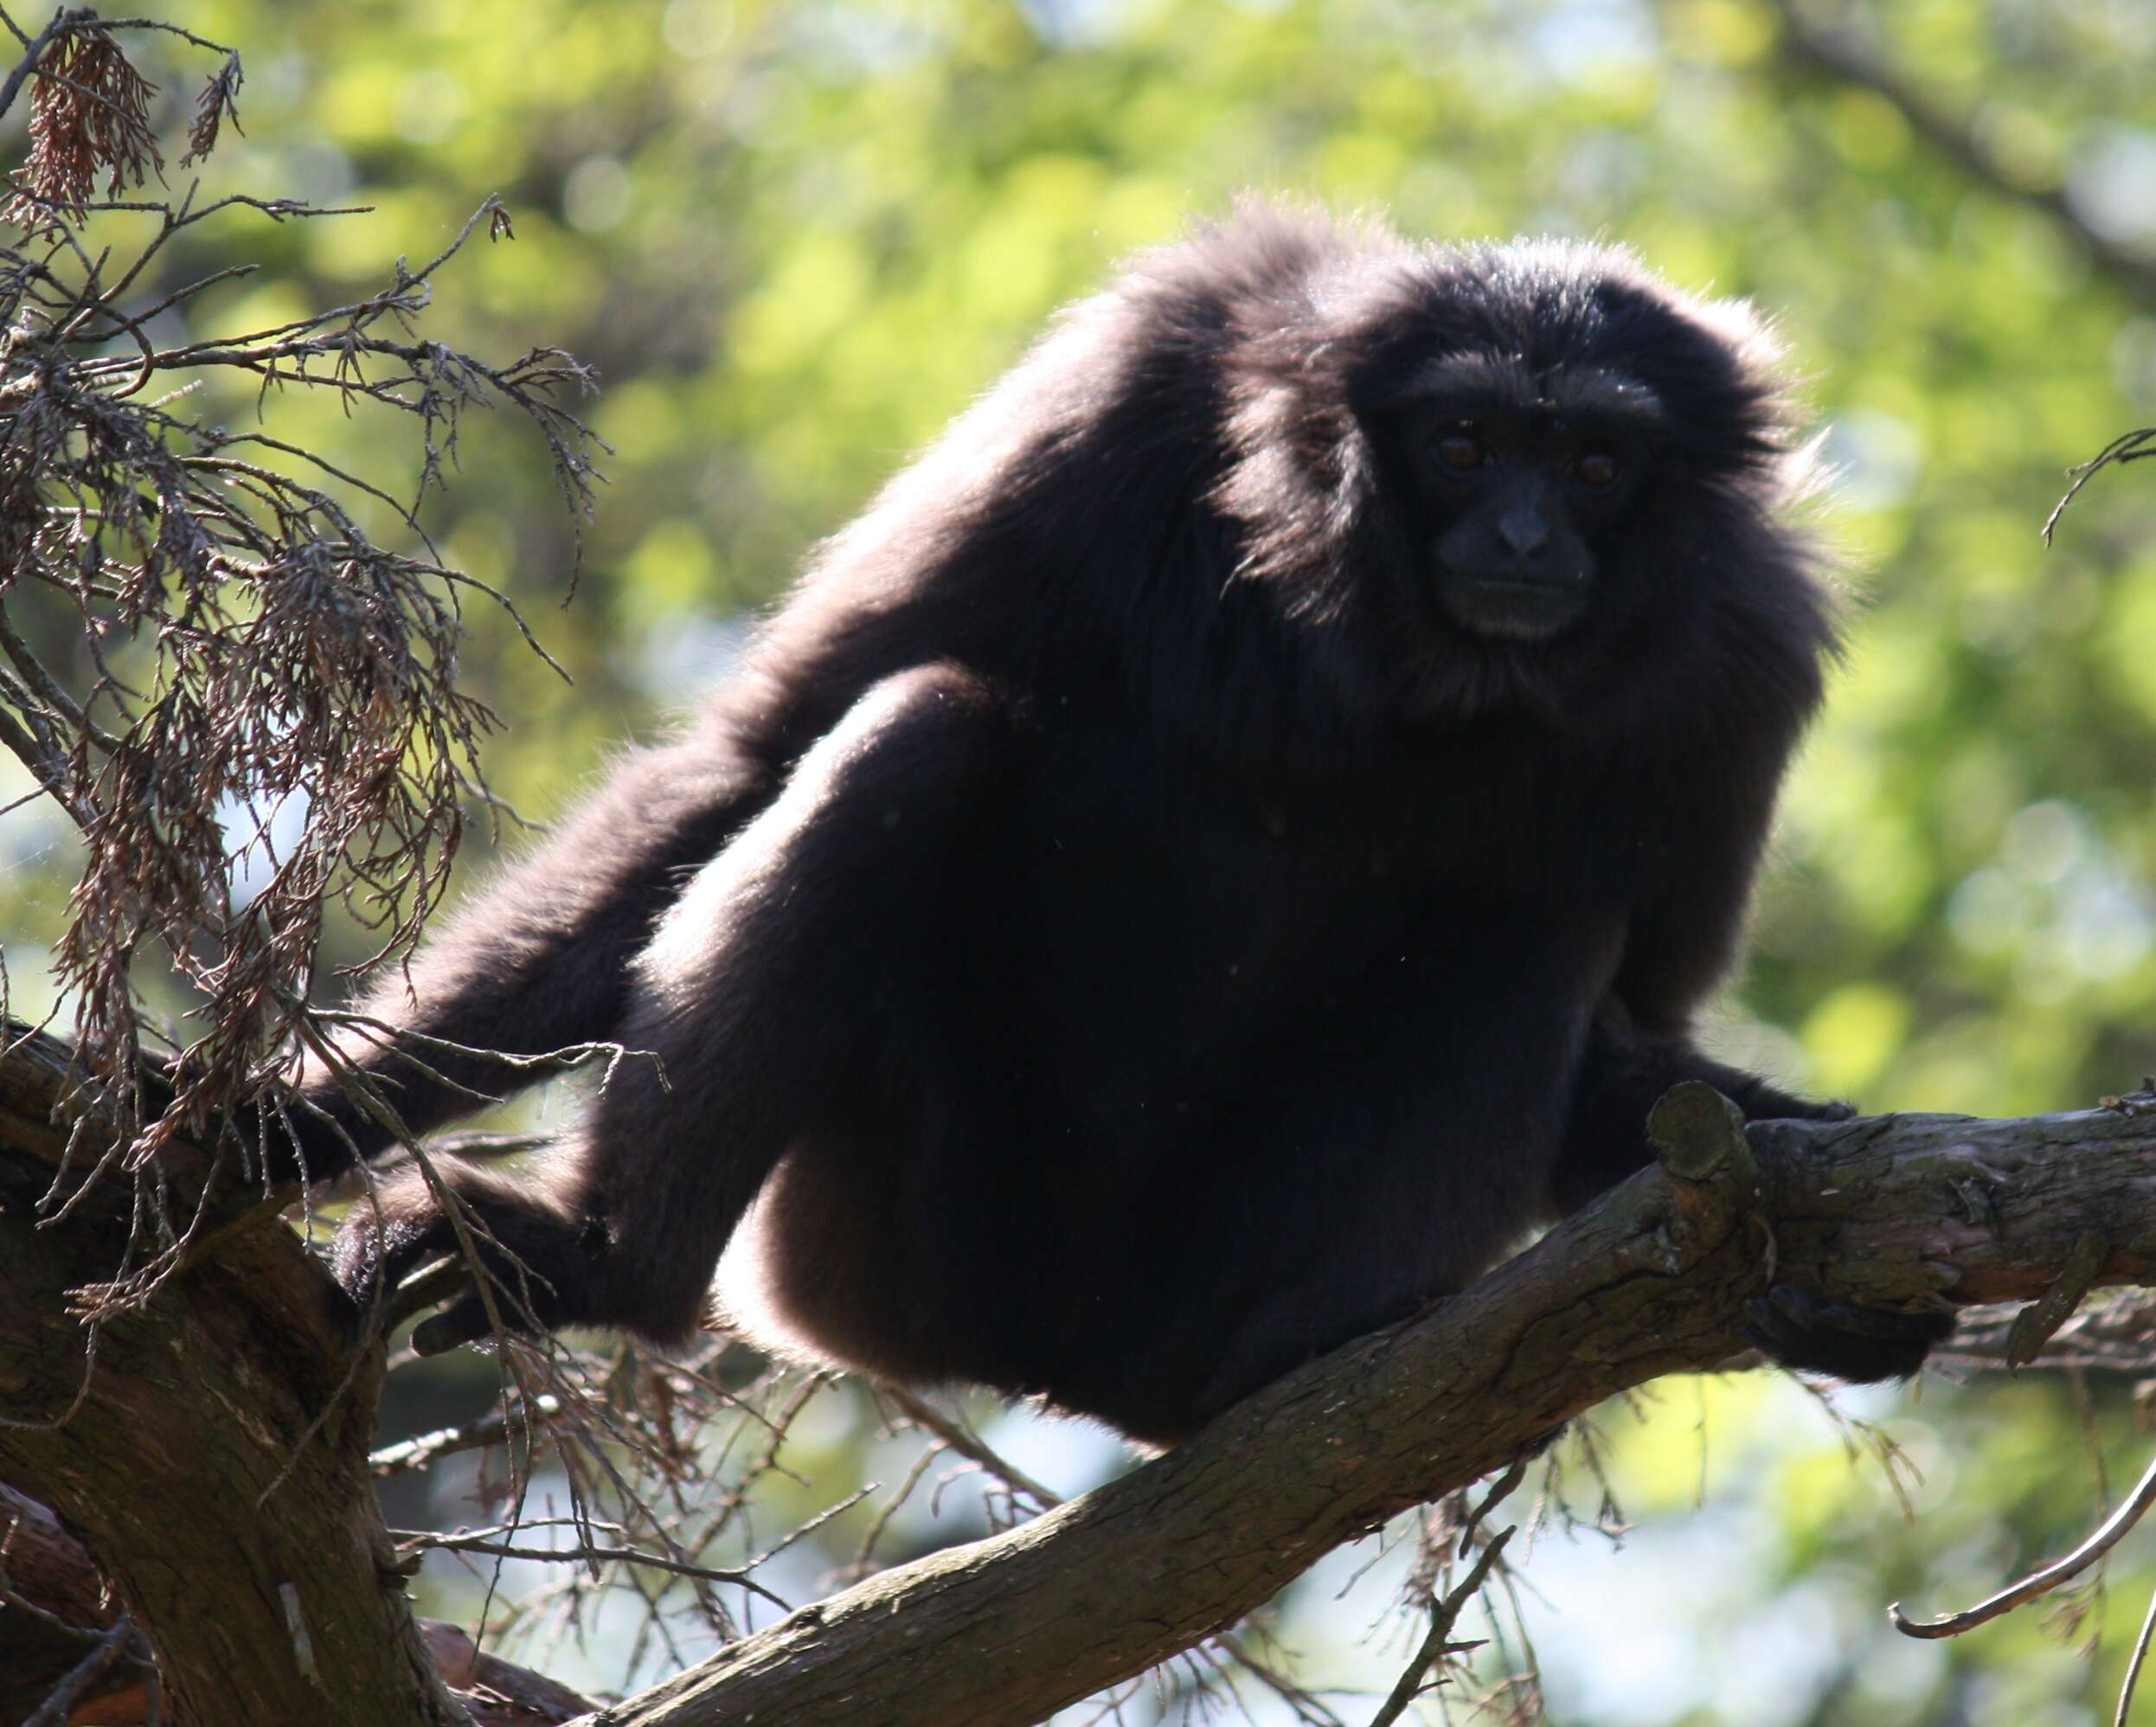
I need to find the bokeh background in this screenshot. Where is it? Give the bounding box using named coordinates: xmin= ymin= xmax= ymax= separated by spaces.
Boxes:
xmin=5 ymin=1 xmax=2156 ymax=1721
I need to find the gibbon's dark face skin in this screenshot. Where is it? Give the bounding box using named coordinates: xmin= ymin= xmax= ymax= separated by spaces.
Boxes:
xmin=191 ymin=205 xmax=1951 ymax=1447
xmin=1389 ymin=364 xmax=1656 ymax=645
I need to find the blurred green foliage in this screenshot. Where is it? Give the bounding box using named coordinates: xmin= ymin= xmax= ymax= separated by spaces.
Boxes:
xmin=6 ymin=0 xmax=2156 ymax=1720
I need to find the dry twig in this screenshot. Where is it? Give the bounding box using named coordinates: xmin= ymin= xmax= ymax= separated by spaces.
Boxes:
xmin=0 ymin=8 xmax=605 ymax=1315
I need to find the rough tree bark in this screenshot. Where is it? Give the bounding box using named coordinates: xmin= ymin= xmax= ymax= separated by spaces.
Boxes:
xmin=0 ymin=1028 xmax=472 ymax=1726
xmin=3 ymin=1021 xmax=2153 ymax=1726
xmin=0 ymin=1483 xmax=594 ymax=1727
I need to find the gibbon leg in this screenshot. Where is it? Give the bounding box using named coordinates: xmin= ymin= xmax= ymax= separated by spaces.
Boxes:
xmin=330 ymin=665 xmax=1017 ymax=1351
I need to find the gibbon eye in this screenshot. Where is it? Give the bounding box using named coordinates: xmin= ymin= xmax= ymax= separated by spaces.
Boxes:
xmin=1573 ymin=442 xmax=1624 ymax=488
xmin=1434 ymin=424 xmax=1485 ymax=472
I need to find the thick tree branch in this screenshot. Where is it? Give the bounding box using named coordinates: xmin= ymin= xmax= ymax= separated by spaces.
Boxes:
xmin=0 ymin=1026 xmax=470 ymax=1726
xmin=575 ymin=1090 xmax=2156 ymax=1727
xmin=7 ymin=1020 xmax=2156 ymax=1726
xmin=1 ymin=1484 xmax=594 ymax=1726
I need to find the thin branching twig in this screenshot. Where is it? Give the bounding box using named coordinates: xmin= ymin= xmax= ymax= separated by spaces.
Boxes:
xmin=1891 ymin=1448 xmax=2156 ymax=1639
xmin=0 ymin=9 xmax=606 ymax=1315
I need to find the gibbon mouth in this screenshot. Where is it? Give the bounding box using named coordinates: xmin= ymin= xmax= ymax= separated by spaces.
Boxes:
xmin=1440 ymin=575 xmax=1589 ymax=642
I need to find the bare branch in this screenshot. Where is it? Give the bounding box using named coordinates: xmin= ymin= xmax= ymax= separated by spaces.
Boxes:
xmin=554 ymin=1093 xmax=2156 ymax=1727
xmin=1368 ymin=1529 xmax=1513 ymax=1727
xmin=369 ymin=1394 xmax=564 ymax=1476
xmin=878 ymin=1384 xmax=1062 ymax=1511
xmin=2044 ymin=426 xmax=2156 ymax=542
xmin=395 ymin=1528 xmax=791 ymax=1606
xmin=1890 ymin=1448 xmax=2156 ymax=1639
xmin=20 ymin=1615 xmax=140 ymax=1727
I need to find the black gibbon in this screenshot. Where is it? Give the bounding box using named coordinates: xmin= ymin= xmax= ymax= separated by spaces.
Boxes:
xmin=266 ymin=205 xmax=1947 ymax=1444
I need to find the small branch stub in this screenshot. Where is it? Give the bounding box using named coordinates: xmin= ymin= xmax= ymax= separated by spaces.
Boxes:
xmin=1646 ymin=1082 xmax=1753 ymax=1186
xmin=1626 ymin=1082 xmax=1757 ymax=1269
xmin=2005 ymin=1231 xmax=2108 ymax=1368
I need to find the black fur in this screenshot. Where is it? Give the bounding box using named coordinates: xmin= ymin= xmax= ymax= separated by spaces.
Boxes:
xmin=286 ymin=206 xmax=1948 ymax=1442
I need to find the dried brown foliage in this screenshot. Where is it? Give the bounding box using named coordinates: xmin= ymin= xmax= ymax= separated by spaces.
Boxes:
xmin=3 ymin=7 xmax=160 ymax=223
xmin=0 ymin=8 xmax=605 ymax=1284
xmin=178 ymin=49 xmax=240 ymax=168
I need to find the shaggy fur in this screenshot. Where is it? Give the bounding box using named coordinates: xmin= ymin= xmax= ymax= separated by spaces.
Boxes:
xmin=288 ymin=205 xmax=1947 ymax=1442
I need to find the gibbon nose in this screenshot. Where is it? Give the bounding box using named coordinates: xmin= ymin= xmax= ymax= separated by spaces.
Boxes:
xmin=1495 ymin=502 xmax=1550 ymax=558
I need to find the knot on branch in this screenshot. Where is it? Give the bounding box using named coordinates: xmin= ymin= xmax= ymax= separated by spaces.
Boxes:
xmin=1632 ymin=1082 xmax=1757 ymax=1269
